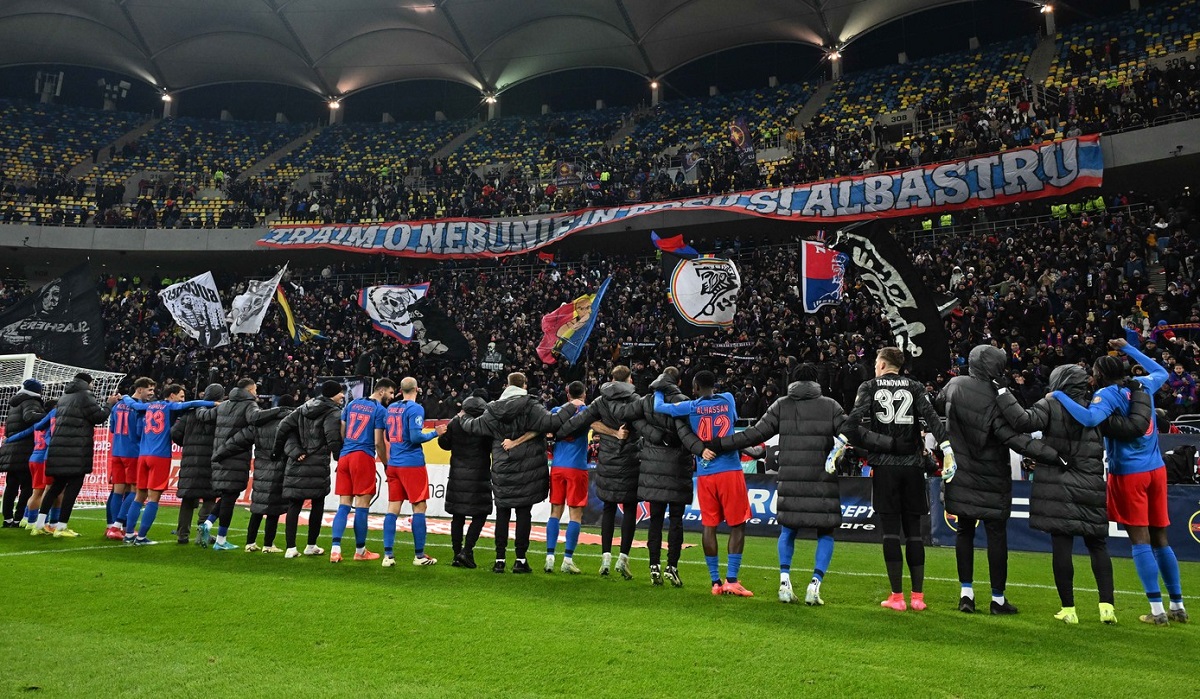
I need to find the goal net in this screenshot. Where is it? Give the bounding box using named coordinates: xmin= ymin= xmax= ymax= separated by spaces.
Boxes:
xmin=0 ymin=354 xmax=126 ymax=509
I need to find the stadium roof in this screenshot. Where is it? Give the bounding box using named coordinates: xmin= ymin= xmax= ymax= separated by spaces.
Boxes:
xmin=0 ymin=0 xmax=1031 ymax=97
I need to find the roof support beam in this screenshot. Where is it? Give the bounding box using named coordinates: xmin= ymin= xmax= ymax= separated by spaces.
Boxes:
xmin=614 ymin=0 xmax=656 ymax=76
xmin=437 ymin=0 xmax=491 ymax=90
xmin=264 ymin=0 xmax=335 ymax=96
xmin=114 ymin=0 xmax=169 ymax=88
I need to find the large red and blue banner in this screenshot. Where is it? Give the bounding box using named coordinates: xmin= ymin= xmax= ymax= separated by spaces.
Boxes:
xmin=260 ymin=136 xmax=1104 ymax=259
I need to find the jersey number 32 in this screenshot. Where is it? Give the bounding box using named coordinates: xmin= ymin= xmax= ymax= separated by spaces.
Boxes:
xmin=874 ymin=389 xmax=913 ymax=425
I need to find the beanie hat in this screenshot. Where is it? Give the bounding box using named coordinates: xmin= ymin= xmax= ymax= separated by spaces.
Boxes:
xmin=277 ymin=395 xmax=297 ymax=408
xmin=321 ymin=380 xmax=344 ymax=399
xmin=22 ymin=378 xmax=43 ymax=395
xmin=203 ymin=383 xmax=226 ymax=402
xmin=74 ymin=372 xmax=94 ymax=384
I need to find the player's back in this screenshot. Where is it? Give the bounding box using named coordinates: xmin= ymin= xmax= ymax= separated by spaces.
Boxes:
xmin=1098 ymin=384 xmax=1162 ymax=475
xmin=110 ymin=400 xmax=143 ymax=458
xmin=140 ymin=401 xmax=174 ymax=458
xmin=852 ymin=375 xmax=928 ymax=467
xmin=551 ymin=404 xmax=588 ymax=469
xmin=687 ymin=393 xmax=741 ymax=475
xmin=386 ymin=399 xmax=426 ymax=466
xmin=341 ymin=398 xmax=383 ymax=457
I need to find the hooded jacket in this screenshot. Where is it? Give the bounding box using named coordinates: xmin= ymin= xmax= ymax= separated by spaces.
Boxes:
xmin=438 ymin=396 xmax=493 ymax=517
xmin=170 ymin=383 xmax=225 ymax=499
xmin=997 ymin=365 xmax=1152 ymax=538
xmin=210 ymin=387 xmax=260 ymax=494
xmin=560 ymin=380 xmax=640 ymax=503
xmin=216 ymin=405 xmax=294 ymax=516
xmin=611 ymin=373 xmax=702 ymax=504
xmin=45 ymin=379 xmax=110 ymax=477
xmin=938 ymin=345 xmax=1061 ymax=521
xmin=275 ymin=396 xmax=343 ymax=502
xmin=718 ymin=381 xmax=845 ymax=530
xmin=461 ymin=385 xmax=576 ymax=508
xmin=0 ymin=391 xmax=46 ymax=473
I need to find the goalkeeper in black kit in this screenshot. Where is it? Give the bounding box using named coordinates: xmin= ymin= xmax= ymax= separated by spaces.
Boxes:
xmin=827 ymin=347 xmax=953 ymax=612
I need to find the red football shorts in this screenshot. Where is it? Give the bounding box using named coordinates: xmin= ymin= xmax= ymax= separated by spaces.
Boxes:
xmin=109 ymin=455 xmax=138 ymax=485
xmin=335 ymin=451 xmax=379 ymax=497
xmin=136 ymin=455 xmax=172 ymax=492
xmin=29 ymin=461 xmax=49 ymax=489
xmin=697 ymin=470 xmax=751 ymax=527
xmin=1107 ymin=467 xmax=1169 ymax=528
xmin=550 ymin=467 xmax=589 ymax=508
xmin=386 ymin=466 xmax=429 ymax=504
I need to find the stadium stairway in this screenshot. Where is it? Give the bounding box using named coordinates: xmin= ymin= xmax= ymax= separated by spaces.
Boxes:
xmin=238 ymin=124 xmax=323 ymax=182
xmin=433 ymin=120 xmax=484 ymax=160
xmin=605 ymin=116 xmax=639 ymax=149
xmin=1024 ymin=33 xmax=1058 ymax=83
xmin=67 ymin=117 xmax=158 ymax=180
xmin=793 ymin=80 xmax=834 ymax=129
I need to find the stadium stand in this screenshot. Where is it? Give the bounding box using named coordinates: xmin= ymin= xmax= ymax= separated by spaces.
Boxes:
xmin=449 ymin=107 xmax=627 ymax=175
xmin=0 ymin=99 xmax=142 ymax=183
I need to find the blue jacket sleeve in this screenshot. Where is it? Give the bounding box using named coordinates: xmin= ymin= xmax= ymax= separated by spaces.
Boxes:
xmin=407 ymin=407 xmax=438 ymax=444
xmin=1053 ymin=388 xmax=1122 ymax=428
xmin=169 ymin=400 xmax=216 ymax=412
xmin=1123 ymin=345 xmax=1169 ymax=393
xmin=653 ymin=392 xmax=692 ymax=417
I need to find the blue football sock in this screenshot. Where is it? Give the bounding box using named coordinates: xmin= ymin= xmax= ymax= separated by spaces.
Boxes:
xmin=120 ymin=492 xmax=136 ymax=525
xmin=565 ymin=520 xmax=580 ymax=557
xmin=138 ymin=502 xmax=159 ymax=539
xmin=546 ymin=517 xmax=561 ymax=555
xmin=1153 ymin=546 xmax=1183 ymax=603
xmin=330 ymin=504 xmax=350 ymax=547
xmin=217 ymin=525 xmax=229 ymax=538
xmin=125 ymin=501 xmax=143 ymax=533
xmin=48 ymin=507 xmax=60 ymax=525
xmin=777 ymin=526 xmax=796 ymax=573
xmin=383 ymin=513 xmax=397 ymax=557
xmin=814 ymin=534 xmax=834 ymax=582
xmin=25 ymin=505 xmax=37 ymax=522
xmin=105 ymin=493 xmax=119 ymax=524
xmin=412 ymin=513 xmax=427 ymax=557
xmin=205 ymin=512 xmax=218 ymax=525
xmin=1132 ymin=543 xmax=1162 ymax=599
xmin=354 ymin=507 xmax=369 ymax=548
xmin=726 ymin=553 xmax=743 ymax=583
xmin=705 ymin=555 xmax=721 ymax=584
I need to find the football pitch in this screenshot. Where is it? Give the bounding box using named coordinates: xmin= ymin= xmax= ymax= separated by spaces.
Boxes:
xmin=1 ymin=508 xmax=1195 ymax=698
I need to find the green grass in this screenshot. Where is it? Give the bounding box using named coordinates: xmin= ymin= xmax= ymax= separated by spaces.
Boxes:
xmin=1 ymin=507 xmax=1195 ymax=698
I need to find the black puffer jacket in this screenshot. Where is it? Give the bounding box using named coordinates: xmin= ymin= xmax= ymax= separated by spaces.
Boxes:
xmin=561 ymin=381 xmax=640 ymax=502
xmin=461 ymin=386 xmax=576 ymax=508
xmin=612 ymin=373 xmax=702 ymax=504
xmin=997 ymin=365 xmax=1152 ymax=538
xmin=0 ymin=391 xmax=46 ymax=473
xmin=45 ymin=379 xmax=110 ymax=477
xmin=719 ymin=380 xmax=846 ymax=530
xmin=438 ymin=396 xmax=493 ymax=517
xmin=170 ymin=383 xmax=224 ymax=500
xmin=216 ymin=406 xmax=294 ymax=516
xmin=276 ymin=397 xmax=343 ymax=502
xmin=938 ymin=345 xmax=1061 ymax=521
xmin=210 ymin=387 xmax=260 ymax=494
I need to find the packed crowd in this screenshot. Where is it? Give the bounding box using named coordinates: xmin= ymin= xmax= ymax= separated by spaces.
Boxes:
xmin=0 ymin=189 xmax=1188 ymax=429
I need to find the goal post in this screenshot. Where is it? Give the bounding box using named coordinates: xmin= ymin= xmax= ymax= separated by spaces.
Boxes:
xmin=0 ymin=354 xmax=126 ymax=509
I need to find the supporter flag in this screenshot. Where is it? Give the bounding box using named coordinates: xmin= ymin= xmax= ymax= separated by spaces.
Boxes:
xmin=537 ymin=251 xmax=555 ymax=264
xmin=683 ymin=151 xmax=704 ymax=173
xmin=801 ymin=240 xmax=847 ymax=313
xmin=229 ymin=264 xmax=287 ymax=334
xmin=729 ymin=116 xmax=755 ymax=166
xmin=536 ymin=277 xmax=612 ymax=365
xmin=554 ymin=160 xmax=582 ymax=187
xmin=275 ymin=285 xmax=324 ymax=345
xmin=159 ymin=272 xmax=230 ymax=348
xmin=832 ymin=220 xmax=950 ymax=379
xmin=0 ymin=262 xmax=104 ymax=368
xmin=358 ymin=283 xmax=430 ymax=342
xmin=407 ymin=298 xmax=471 ymax=361
xmin=652 ymin=232 xmax=740 ymax=337
xmin=481 ymin=339 xmax=508 ymax=371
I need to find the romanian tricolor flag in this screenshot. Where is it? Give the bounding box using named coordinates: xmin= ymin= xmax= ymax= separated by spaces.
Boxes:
xmin=536 ymin=277 xmax=612 ymax=365
xmin=275 ymin=285 xmax=325 ymax=345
